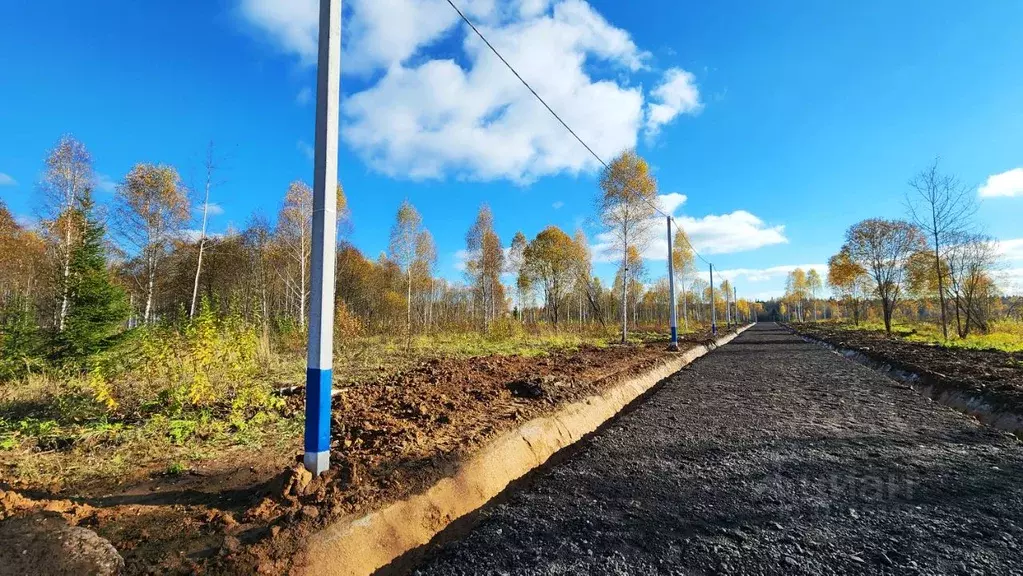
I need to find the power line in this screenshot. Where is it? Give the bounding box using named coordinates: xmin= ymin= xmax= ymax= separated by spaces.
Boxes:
xmin=444 ymin=0 xmax=712 ymax=267
xmin=444 ymin=0 xmax=608 ymax=172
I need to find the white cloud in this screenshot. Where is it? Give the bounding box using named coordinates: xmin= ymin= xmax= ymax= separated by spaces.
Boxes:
xmin=552 ymin=200 xmax=564 ymax=209
xmin=644 ymin=67 xmax=701 ymax=136
xmin=296 ymin=86 xmax=312 ymax=105
xmin=241 ymin=0 xmax=698 ymax=183
xmin=979 ymin=168 xmax=1023 ymax=198
xmin=453 ymin=248 xmax=469 ymax=272
xmin=238 ymin=0 xmax=319 ymax=65
xmin=995 ymin=238 xmax=1023 ymax=262
xmin=239 ymin=0 xmax=495 ymax=71
xmin=1000 ymin=268 xmax=1023 ymax=296
xmin=95 ymin=173 xmax=117 ymax=193
xmin=341 ymin=1 xmax=648 ymax=182
xmin=677 ymin=211 xmax=788 ymax=255
xmin=712 ymin=264 xmax=828 ymax=283
xmin=0 ymin=172 xmax=16 ymax=186
xmin=179 ymin=229 xmax=225 ymax=243
xmin=196 ymin=202 xmax=225 ymax=217
xmin=592 ymin=193 xmax=787 ymax=262
xmin=15 ymin=214 xmax=37 ymax=229
xmin=518 ymin=0 xmax=552 ymax=18
xmin=656 ymin=192 xmax=687 ymax=214
xmin=297 ymin=139 xmax=314 ymax=160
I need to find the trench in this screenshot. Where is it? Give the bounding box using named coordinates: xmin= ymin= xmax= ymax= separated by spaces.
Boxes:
xmin=290 ymin=325 xmax=754 ymax=576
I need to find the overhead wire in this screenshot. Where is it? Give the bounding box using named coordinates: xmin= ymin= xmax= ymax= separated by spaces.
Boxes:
xmin=444 ymin=0 xmax=715 ymax=270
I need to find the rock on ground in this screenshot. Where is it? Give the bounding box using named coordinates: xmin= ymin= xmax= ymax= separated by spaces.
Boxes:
xmin=0 ymin=514 xmax=124 ymax=576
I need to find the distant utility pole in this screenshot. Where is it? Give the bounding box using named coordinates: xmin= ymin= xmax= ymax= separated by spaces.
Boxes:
xmin=305 ymin=0 xmax=341 ymax=477
xmin=724 ymin=282 xmax=731 ymax=329
xmin=733 ymin=286 xmax=738 ymax=325
xmin=709 ymin=263 xmax=717 ymax=336
xmin=666 ymin=217 xmax=679 ymax=351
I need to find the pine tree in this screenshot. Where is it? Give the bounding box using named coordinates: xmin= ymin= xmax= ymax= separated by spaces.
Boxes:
xmin=53 ymin=190 xmax=129 ymax=366
xmin=0 ymin=296 xmax=42 ymax=379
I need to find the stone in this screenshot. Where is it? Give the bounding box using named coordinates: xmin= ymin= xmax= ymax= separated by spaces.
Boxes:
xmin=0 ymin=514 xmax=124 ymax=575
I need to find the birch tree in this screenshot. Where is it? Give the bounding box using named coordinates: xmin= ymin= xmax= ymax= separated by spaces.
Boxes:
xmin=507 ymin=231 xmax=528 ymax=318
xmin=806 ymin=269 xmax=822 ymax=321
xmin=827 ymin=248 xmax=871 ymax=325
xmin=276 ymin=181 xmax=313 ymax=328
xmin=598 ymin=150 xmax=657 ymax=343
xmin=190 ymin=142 xmax=219 ymax=319
xmin=389 ymin=199 xmax=423 ymax=340
xmin=40 ymin=135 xmax=94 ymax=331
xmin=413 ymin=229 xmax=437 ymax=329
xmin=672 ymin=227 xmax=695 ymax=330
xmin=114 ymin=163 xmax=189 ymax=323
xmin=465 ymin=204 xmax=504 ymax=331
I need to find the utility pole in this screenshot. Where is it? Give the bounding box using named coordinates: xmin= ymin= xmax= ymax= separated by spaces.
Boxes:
xmin=709 ymin=263 xmax=717 ymax=336
xmin=305 ymin=0 xmax=341 ymax=477
xmin=666 ymin=217 xmax=679 ymax=351
xmin=733 ymin=285 xmax=738 ymax=325
xmin=724 ymin=281 xmax=731 ymax=329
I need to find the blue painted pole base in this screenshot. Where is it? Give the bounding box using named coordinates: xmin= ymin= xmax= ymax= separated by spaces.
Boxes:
xmin=668 ymin=326 xmax=679 ymax=351
xmin=304 ymin=367 xmax=332 ymax=476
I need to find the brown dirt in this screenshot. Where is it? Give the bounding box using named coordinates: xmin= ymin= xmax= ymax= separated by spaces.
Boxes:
xmin=0 ymin=334 xmax=715 ymax=574
xmin=790 ymin=323 xmax=1023 ymax=414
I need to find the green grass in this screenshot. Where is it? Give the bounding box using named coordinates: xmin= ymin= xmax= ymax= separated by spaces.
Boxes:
xmin=822 ymin=319 xmax=1023 ymax=353
xmin=0 ymin=322 xmax=690 ymax=490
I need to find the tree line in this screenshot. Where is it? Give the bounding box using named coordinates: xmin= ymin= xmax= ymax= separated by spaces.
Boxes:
xmin=1 ymin=135 xmax=758 ymax=378
xmin=785 ymin=160 xmax=1009 ymax=337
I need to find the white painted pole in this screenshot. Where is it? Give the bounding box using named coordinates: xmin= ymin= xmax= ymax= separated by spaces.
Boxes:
xmin=666 ymin=217 xmax=679 ymax=351
xmin=709 ymin=264 xmax=717 ymax=336
xmin=305 ymin=0 xmax=341 ymax=476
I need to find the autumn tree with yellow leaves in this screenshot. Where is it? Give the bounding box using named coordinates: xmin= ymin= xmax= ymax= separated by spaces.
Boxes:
xmin=114 ymin=163 xmax=190 ymax=323
xmin=598 ymin=150 xmax=657 ymax=343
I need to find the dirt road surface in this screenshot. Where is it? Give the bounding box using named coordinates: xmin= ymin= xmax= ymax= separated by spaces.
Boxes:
xmin=411 ymin=324 xmax=1023 ymax=575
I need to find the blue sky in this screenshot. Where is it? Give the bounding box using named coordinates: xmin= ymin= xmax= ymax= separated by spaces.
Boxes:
xmin=2 ymin=0 xmax=1022 ymax=298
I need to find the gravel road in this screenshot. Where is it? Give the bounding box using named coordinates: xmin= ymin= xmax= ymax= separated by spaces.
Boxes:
xmin=411 ymin=323 xmax=1023 ymax=576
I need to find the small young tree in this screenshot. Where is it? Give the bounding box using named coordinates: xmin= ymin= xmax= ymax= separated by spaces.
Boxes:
xmin=507 ymin=231 xmax=528 ymax=319
xmin=806 ymin=269 xmax=823 ymax=321
xmin=465 ymin=204 xmax=504 ymax=331
xmin=413 ymin=230 xmax=437 ymax=330
xmin=276 ymin=181 xmax=313 ymax=328
xmin=906 ymin=159 xmax=976 ymax=340
xmin=190 ymin=142 xmax=219 ymax=319
xmin=53 ymin=191 xmax=129 ymax=366
xmin=672 ymin=228 xmax=696 ymax=331
xmin=945 ymin=232 xmax=997 ymax=337
xmin=388 ymin=199 xmax=424 ymax=341
xmin=842 ymin=218 xmax=925 ymax=334
xmin=827 ymin=248 xmax=871 ymax=325
xmin=598 ymin=150 xmax=657 ymax=343
xmin=785 ymin=268 xmax=808 ymax=321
